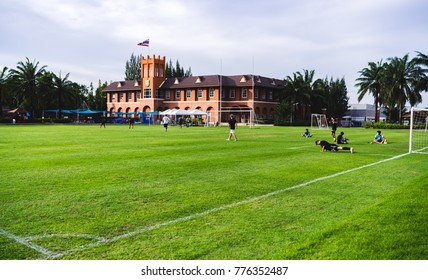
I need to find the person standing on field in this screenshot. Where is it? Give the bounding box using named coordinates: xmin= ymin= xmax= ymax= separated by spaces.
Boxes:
xmin=330 ymin=117 xmax=338 ymax=142
xmin=227 ymin=114 xmax=238 ymax=141
xmin=162 ymin=115 xmax=171 ymax=132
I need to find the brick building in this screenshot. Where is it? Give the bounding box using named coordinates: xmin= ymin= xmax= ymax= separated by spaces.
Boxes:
xmin=103 ymin=55 xmax=284 ymax=124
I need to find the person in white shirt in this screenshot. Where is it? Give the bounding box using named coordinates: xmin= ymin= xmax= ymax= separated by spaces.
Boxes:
xmin=162 ymin=115 xmax=171 ymax=132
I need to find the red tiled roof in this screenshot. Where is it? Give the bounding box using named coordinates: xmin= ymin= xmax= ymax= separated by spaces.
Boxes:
xmin=103 ymin=75 xmax=284 ymax=92
xmin=159 ymin=74 xmax=284 ymax=89
xmin=103 ymin=80 xmax=140 ymax=92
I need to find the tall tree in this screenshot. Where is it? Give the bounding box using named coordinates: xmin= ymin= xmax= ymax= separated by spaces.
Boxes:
xmin=9 ymin=58 xmax=47 ymax=117
xmin=52 ymin=72 xmax=74 ymax=115
xmin=355 ymin=60 xmax=385 ymax=122
xmin=412 ymin=51 xmax=428 ymax=93
xmin=166 ymin=59 xmax=192 ymax=78
xmin=0 ymin=66 xmax=9 ymax=117
xmin=384 ymin=54 xmax=423 ymax=123
xmin=283 ymin=69 xmax=316 ymax=121
xmin=284 ymin=70 xmax=314 ymax=105
xmin=124 ymin=53 xmax=141 ymax=80
xmin=325 ymin=77 xmax=349 ymax=118
xmin=94 ymin=80 xmax=108 ymax=110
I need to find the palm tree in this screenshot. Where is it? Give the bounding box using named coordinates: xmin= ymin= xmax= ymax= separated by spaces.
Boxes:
xmin=412 ymin=51 xmax=428 ymax=93
xmin=0 ymin=66 xmax=9 ymax=117
xmin=355 ymin=60 xmax=385 ymax=122
xmin=384 ymin=54 xmax=423 ymax=123
xmin=283 ymin=69 xmax=314 ymax=120
xmin=9 ymin=58 xmax=47 ymax=117
xmin=52 ymin=72 xmax=73 ymax=116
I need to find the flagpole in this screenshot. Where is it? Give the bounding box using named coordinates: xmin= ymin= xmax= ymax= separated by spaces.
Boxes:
xmin=219 ymin=58 xmax=222 ymax=126
xmin=252 ymin=56 xmax=255 ymax=127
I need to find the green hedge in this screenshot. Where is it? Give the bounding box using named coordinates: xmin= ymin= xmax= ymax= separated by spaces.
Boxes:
xmin=363 ymin=121 xmax=409 ymax=129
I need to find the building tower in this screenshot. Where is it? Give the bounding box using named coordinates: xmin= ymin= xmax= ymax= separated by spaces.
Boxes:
xmin=141 ymin=55 xmax=166 ymax=110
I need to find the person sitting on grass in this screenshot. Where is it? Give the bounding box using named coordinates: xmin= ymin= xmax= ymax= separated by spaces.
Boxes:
xmin=371 ymin=130 xmax=387 ymax=144
xmin=315 ymin=140 xmax=353 ymax=153
xmin=337 ymin=131 xmax=349 ymax=144
xmin=301 ymin=128 xmax=313 ymax=138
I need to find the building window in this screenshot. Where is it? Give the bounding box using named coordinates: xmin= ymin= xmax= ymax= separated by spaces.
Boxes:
xmin=186 ymin=89 xmax=191 ymax=98
xmin=229 ymin=89 xmax=235 ymax=98
xmin=197 ymin=88 xmax=203 ymax=98
xmin=176 ymin=90 xmax=181 ymax=99
xmin=165 ymin=90 xmax=170 ymax=99
xmin=242 ymin=88 xmax=247 ymax=98
xmin=136 ymin=92 xmax=141 ymax=99
xmin=268 ymin=91 xmax=273 ymax=100
xmin=128 ymin=92 xmax=133 ymax=101
xmin=144 ymin=89 xmax=151 ymax=98
xmin=155 ymin=89 xmax=162 ymax=98
xmin=111 ymin=93 xmax=116 ymax=101
xmin=221 ymin=89 xmax=225 ymax=99
xmin=119 ymin=93 xmax=124 ymax=100
xmin=209 ymin=88 xmax=215 ymax=98
xmin=254 ymin=88 xmax=259 ymax=99
xmin=261 ymin=90 xmax=266 ymax=100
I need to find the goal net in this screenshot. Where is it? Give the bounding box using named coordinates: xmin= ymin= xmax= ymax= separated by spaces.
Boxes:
xmin=311 ymin=114 xmax=328 ymax=130
xmin=206 ymin=109 xmax=257 ymax=128
xmin=409 ymin=107 xmax=428 ymax=154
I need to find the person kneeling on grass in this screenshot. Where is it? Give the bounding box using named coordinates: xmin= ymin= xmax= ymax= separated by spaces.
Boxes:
xmin=315 ymin=140 xmax=353 ymax=153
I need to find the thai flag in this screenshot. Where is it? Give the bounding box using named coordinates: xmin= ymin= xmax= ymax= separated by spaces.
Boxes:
xmin=138 ymin=39 xmax=149 ymax=47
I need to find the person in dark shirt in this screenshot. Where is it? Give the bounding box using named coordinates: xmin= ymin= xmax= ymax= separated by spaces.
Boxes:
xmin=337 ymin=131 xmax=348 ymax=144
xmin=330 ymin=117 xmax=338 ymax=142
xmin=100 ymin=117 xmax=106 ymax=128
xmin=315 ymin=140 xmax=353 ymax=153
xmin=226 ymin=114 xmax=238 ymax=141
xmin=129 ymin=118 xmax=135 ymax=129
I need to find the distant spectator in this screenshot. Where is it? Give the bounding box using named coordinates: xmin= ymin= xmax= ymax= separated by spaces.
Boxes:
xmin=129 ymin=118 xmax=135 ymax=129
xmin=100 ymin=118 xmax=106 ymax=128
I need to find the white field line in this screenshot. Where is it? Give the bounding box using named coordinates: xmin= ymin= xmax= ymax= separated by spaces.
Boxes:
xmin=0 ymin=152 xmax=410 ymax=259
xmin=0 ymin=228 xmax=62 ymax=259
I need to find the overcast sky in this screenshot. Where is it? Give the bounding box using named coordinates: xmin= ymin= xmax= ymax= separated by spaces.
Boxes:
xmin=1 ymin=0 xmax=427 ymax=106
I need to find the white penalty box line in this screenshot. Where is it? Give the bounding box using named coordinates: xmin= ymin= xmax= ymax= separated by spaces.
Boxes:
xmin=0 ymin=152 xmax=411 ymax=259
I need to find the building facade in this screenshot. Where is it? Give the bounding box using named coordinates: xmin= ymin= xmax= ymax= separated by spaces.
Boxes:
xmin=103 ymin=55 xmax=284 ymax=123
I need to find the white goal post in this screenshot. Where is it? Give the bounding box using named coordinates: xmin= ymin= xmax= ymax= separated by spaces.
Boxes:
xmin=409 ymin=107 xmax=428 ymax=154
xmin=311 ymin=114 xmax=329 ymax=130
xmin=206 ymin=109 xmax=257 ymax=128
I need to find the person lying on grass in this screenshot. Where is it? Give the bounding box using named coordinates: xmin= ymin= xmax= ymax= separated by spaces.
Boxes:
xmin=315 ymin=140 xmax=353 ymax=153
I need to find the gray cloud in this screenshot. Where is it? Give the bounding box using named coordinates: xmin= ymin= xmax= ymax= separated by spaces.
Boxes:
xmin=1 ymin=0 xmax=427 ymax=106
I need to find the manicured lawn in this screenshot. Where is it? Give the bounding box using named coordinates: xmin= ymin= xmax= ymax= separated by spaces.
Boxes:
xmin=0 ymin=124 xmax=426 ymax=259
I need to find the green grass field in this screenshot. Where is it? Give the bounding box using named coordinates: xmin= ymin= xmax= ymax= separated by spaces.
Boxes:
xmin=0 ymin=124 xmax=427 ymax=260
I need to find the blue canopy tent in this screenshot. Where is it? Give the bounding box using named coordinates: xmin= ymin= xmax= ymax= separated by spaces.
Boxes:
xmin=138 ymin=111 xmax=159 ymax=124
xmin=43 ymin=109 xmax=107 ymax=123
xmin=70 ymin=109 xmax=107 ymax=115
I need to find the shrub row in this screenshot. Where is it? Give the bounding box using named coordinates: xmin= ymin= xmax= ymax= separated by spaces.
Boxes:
xmin=363 ymin=121 xmax=409 ymax=129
